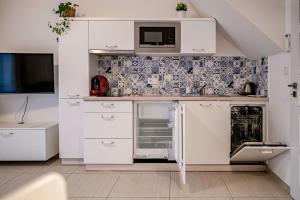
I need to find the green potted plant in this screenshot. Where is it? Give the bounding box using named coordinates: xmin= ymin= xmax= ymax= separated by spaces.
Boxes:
xmin=176 ymin=2 xmax=188 ymax=18
xmin=48 ymin=2 xmax=79 ymax=42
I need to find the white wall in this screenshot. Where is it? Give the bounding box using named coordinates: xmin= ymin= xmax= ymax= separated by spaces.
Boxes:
xmin=190 ymin=0 xmax=284 ymax=58
xmin=0 ymin=0 xmax=59 ymax=123
xmin=227 ymin=0 xmax=286 ymax=49
xmin=0 ymin=0 xmax=245 ymax=123
xmin=268 ymin=52 xmax=291 ymax=185
xmin=74 ymin=0 xmax=200 ymax=18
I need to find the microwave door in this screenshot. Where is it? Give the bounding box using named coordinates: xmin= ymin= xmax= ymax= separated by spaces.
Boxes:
xmin=134 ymin=22 xmax=181 ymax=53
xmin=140 ymin=27 xmax=175 ymax=47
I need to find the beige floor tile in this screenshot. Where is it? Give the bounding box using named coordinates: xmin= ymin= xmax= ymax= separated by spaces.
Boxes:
xmin=108 ymin=198 xmax=169 ymax=200
xmin=170 ymin=172 xmax=231 ymax=198
xmin=69 ymin=198 xmax=105 ymax=200
xmin=233 ymin=198 xmax=292 ymax=200
xmin=73 ymin=166 xmax=121 ymax=174
xmin=109 ymin=172 xmax=170 ymax=198
xmin=170 ymin=198 xmax=232 ymax=200
xmin=45 ymin=161 xmax=81 ymax=174
xmin=0 ymin=172 xmax=69 ymax=198
xmin=0 ymin=170 xmax=23 ymax=187
xmin=221 ymin=172 xmax=290 ymax=198
xmin=66 ymin=173 xmax=119 ymax=198
xmin=0 ymin=158 xmax=58 ymax=174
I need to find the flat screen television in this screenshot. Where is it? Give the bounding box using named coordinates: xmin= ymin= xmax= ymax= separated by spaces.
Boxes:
xmin=0 ymin=53 xmax=54 ymax=93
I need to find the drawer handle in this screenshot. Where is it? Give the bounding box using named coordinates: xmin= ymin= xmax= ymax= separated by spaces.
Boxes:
xmin=67 ymin=101 xmax=80 ymax=106
xmin=261 ymin=150 xmax=273 ymax=154
xmin=101 ymin=115 xmax=115 ymax=120
xmin=199 ymin=103 xmax=212 ymax=107
xmin=101 ymin=103 xmax=115 ymax=108
xmin=102 ymin=141 xmax=115 ymax=145
xmin=67 ymin=94 xmax=80 ymax=98
xmin=105 ymin=45 xmax=118 ymax=49
xmin=192 ymin=48 xmax=206 ymax=52
xmin=1 ymin=132 xmax=14 ymax=137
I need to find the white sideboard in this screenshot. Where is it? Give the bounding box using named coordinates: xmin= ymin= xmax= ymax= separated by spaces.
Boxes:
xmin=0 ymin=122 xmax=59 ymax=161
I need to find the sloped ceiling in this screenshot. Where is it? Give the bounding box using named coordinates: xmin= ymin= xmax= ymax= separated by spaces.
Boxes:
xmin=190 ymin=0 xmax=285 ymax=58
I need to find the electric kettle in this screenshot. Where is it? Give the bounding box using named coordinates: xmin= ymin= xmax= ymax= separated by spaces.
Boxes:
xmin=241 ymin=82 xmax=257 ymax=95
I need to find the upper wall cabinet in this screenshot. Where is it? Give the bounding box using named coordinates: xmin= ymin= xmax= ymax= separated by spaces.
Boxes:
xmin=181 ymin=20 xmax=216 ymax=54
xmin=89 ymin=21 xmax=134 ymax=50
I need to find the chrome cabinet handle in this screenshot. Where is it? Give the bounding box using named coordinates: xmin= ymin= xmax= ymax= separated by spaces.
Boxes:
xmin=261 ymin=150 xmax=273 ymax=154
xmin=1 ymin=132 xmax=14 ymax=137
xmin=102 ymin=141 xmax=115 ymax=145
xmin=67 ymin=101 xmax=80 ymax=106
xmin=101 ymin=114 xmax=115 ymax=120
xmin=199 ymin=103 xmax=212 ymax=107
xmin=105 ymin=45 xmax=118 ymax=49
xmin=192 ymin=48 xmax=206 ymax=52
xmin=67 ymin=94 xmax=80 ymax=98
xmin=101 ymin=103 xmax=115 ymax=108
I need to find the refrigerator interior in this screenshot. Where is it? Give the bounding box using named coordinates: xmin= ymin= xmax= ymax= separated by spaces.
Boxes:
xmin=134 ymin=102 xmax=176 ymax=160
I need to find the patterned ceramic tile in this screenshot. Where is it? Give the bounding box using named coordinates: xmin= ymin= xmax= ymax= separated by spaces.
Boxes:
xmin=97 ymin=56 xmax=268 ymax=96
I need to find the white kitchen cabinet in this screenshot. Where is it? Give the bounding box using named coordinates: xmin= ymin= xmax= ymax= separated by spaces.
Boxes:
xmin=83 ymin=101 xmax=133 ymax=113
xmin=84 ymin=139 xmax=133 ymax=164
xmin=89 ymin=21 xmax=134 ymax=50
xmin=181 ymin=20 xmax=216 ymax=54
xmin=84 ymin=113 xmax=133 ymax=139
xmin=59 ymin=99 xmax=83 ymax=158
xmin=83 ymin=101 xmax=133 ymax=164
xmin=184 ymin=101 xmax=230 ymax=164
xmin=59 ymin=21 xmax=89 ymax=99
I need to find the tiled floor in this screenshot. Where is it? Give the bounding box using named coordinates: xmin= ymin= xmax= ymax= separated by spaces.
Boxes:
xmin=0 ymin=157 xmax=292 ymax=200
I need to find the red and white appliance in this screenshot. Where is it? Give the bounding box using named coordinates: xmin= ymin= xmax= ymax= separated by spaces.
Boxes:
xmin=90 ymin=75 xmax=109 ymax=96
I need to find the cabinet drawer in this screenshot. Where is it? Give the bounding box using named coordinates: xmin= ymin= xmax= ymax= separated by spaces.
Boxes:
xmin=0 ymin=129 xmax=46 ymax=160
xmin=83 ymin=101 xmax=132 ymax=113
xmin=84 ymin=139 xmax=133 ymax=164
xmin=83 ymin=113 xmax=133 ymax=138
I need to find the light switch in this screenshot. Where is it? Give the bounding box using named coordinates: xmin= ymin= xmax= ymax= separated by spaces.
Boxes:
xmin=284 ymin=66 xmax=289 ymax=76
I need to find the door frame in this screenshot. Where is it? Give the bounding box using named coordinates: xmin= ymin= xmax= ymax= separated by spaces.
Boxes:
xmin=289 ymin=0 xmax=300 ymax=198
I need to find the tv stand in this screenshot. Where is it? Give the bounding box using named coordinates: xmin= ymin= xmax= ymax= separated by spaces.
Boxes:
xmin=0 ymin=122 xmax=59 ymax=161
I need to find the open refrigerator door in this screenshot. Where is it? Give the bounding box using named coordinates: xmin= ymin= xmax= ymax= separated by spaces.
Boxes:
xmin=176 ymin=102 xmax=186 ymax=184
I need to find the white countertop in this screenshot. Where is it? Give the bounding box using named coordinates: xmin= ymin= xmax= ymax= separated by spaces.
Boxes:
xmin=83 ymin=96 xmax=268 ymax=101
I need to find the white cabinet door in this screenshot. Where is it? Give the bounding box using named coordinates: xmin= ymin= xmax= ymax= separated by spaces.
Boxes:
xmin=0 ymin=130 xmax=45 ymax=160
xmin=59 ymin=99 xmax=83 ymax=158
xmin=181 ymin=20 xmax=216 ymax=54
xmin=89 ymin=21 xmax=134 ymax=50
xmin=185 ymin=101 xmax=230 ymax=164
xmin=176 ymin=102 xmax=186 ymax=184
xmin=59 ymin=21 xmax=89 ymax=98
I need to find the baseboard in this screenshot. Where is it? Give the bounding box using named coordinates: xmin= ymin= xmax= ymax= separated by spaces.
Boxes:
xmin=187 ymin=164 xmax=266 ymax=172
xmin=61 ymin=158 xmax=84 ymax=165
xmin=85 ymin=163 xmax=267 ymax=171
xmin=266 ymin=167 xmax=290 ymax=194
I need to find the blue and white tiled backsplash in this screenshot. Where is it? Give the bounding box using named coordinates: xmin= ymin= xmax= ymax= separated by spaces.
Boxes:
xmin=97 ymin=56 xmax=268 ymax=96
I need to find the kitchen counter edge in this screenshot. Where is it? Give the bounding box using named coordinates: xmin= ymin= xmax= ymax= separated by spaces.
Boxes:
xmin=82 ymin=96 xmax=268 ymax=101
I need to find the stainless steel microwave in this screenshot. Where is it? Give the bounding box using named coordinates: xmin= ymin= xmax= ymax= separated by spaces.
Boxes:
xmin=134 ymin=22 xmax=181 ymax=53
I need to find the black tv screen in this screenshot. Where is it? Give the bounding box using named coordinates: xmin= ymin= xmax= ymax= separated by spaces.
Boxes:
xmin=0 ymin=53 xmax=54 ymax=93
